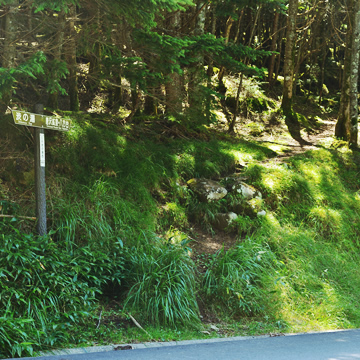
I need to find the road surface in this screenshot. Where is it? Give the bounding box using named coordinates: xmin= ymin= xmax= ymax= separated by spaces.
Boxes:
xmin=10 ymin=329 xmax=360 ymax=360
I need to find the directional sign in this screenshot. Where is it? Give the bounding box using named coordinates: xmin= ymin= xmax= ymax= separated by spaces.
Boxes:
xmin=11 ymin=110 xmax=71 ymax=131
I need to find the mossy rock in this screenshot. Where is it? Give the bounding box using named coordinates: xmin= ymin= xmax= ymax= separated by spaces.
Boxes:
xmin=230 ymin=198 xmax=263 ymax=218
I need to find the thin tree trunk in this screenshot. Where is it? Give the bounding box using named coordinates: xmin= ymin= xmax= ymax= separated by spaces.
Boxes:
xmin=228 ymin=5 xmax=261 ymax=133
xmin=188 ymin=1 xmax=206 ymax=116
xmin=206 ymin=5 xmax=217 ymax=78
xmin=318 ymin=49 xmax=328 ymax=105
xmin=88 ymin=5 xmax=101 ymax=96
xmin=48 ymin=12 xmax=66 ymax=110
xmin=281 ymin=0 xmax=298 ymax=117
xmin=166 ymin=11 xmax=183 ymax=115
xmin=274 ymin=24 xmax=286 ymax=84
xmin=66 ymin=5 xmax=80 ymax=111
xmin=217 ymin=15 xmax=234 ymax=85
xmin=233 ymin=9 xmax=244 ymax=44
xmin=1 ymin=2 xmax=18 ymax=113
xmin=268 ymin=9 xmax=280 ymax=86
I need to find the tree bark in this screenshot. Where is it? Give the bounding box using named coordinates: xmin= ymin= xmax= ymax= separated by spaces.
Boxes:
xmin=335 ymin=0 xmax=360 ymax=146
xmin=188 ymin=1 xmax=206 ymax=118
xmin=47 ymin=12 xmax=66 ymax=110
xmin=217 ymin=15 xmax=234 ymax=85
xmin=66 ymin=5 xmax=80 ymax=111
xmin=268 ymin=8 xmax=280 ymax=86
xmin=0 ymin=1 xmax=18 ymax=113
xmin=281 ymin=0 xmax=298 ymax=117
xmin=281 ymin=0 xmax=306 ymax=144
xmin=166 ymin=11 xmax=183 ymax=115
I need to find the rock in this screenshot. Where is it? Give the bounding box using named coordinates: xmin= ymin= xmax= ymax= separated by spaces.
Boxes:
xmin=187 ymin=178 xmax=227 ymax=202
xmin=210 ymin=325 xmax=220 ymax=332
xmin=201 ymin=331 xmax=211 ymax=335
xmin=231 ymin=197 xmax=263 ymax=218
xmin=223 ymin=177 xmax=262 ymax=200
xmin=231 ymin=181 xmax=262 ymax=200
xmin=213 ymin=212 xmax=238 ymax=230
xmin=257 ymin=210 xmax=266 ymax=217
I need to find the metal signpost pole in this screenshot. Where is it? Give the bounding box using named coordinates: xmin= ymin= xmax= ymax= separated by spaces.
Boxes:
xmin=34 ymin=104 xmax=47 ymax=236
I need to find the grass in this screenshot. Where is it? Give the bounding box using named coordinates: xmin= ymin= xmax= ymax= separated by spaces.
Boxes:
xmin=2 ymin=94 xmax=360 ymax=356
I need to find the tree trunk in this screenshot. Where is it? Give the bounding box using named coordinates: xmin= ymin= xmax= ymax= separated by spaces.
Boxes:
xmin=87 ymin=5 xmax=101 ymax=97
xmin=188 ymin=1 xmax=206 ymax=119
xmin=166 ymin=11 xmax=183 ymax=115
xmin=233 ymin=9 xmax=244 ymax=44
xmin=281 ymin=0 xmax=305 ymax=143
xmin=268 ymin=9 xmax=280 ymax=86
xmin=47 ymin=12 xmax=66 ymax=110
xmin=66 ymin=5 xmax=80 ymax=111
xmin=281 ymin=0 xmax=298 ymax=117
xmin=228 ymin=5 xmax=261 ymax=133
xmin=274 ymin=24 xmax=286 ymax=84
xmin=206 ymin=5 xmax=217 ymax=78
xmin=335 ymin=0 xmax=360 ymax=146
xmin=0 ymin=2 xmax=18 ymax=113
xmin=217 ymin=15 xmax=234 ymax=85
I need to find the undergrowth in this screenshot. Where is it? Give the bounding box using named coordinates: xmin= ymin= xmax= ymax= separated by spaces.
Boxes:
xmin=2 ymin=109 xmax=360 ymax=356
xmin=0 ymin=223 xmax=124 ymax=358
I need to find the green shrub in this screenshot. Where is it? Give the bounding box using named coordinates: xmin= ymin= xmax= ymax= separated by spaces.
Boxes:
xmin=0 ymin=225 xmax=124 ymax=358
xmin=203 ymin=239 xmax=278 ymax=315
xmin=51 ymin=179 xmax=155 ymax=250
xmin=124 ymin=240 xmax=199 ymax=326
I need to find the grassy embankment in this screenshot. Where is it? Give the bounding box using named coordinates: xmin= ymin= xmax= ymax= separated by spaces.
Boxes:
xmin=1 ymin=90 xmax=360 ymax=357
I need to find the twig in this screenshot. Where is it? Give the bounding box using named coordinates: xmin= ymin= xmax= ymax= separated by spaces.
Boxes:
xmin=127 ymin=313 xmax=151 ymax=338
xmin=0 ymin=215 xmax=36 ymax=221
xmin=96 ymin=310 xmax=103 ymax=329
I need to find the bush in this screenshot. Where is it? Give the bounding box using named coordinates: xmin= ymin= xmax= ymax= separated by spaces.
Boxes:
xmin=203 ymin=239 xmax=278 ymax=315
xmin=0 ymin=225 xmax=124 ymax=358
xmin=123 ymin=239 xmax=199 ymax=326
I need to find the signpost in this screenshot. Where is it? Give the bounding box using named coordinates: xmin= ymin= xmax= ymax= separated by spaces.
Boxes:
xmin=12 ymin=109 xmax=71 ymax=131
xmin=11 ymin=106 xmax=72 ymax=236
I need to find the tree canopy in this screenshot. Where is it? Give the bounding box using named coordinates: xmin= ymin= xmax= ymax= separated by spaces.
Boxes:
xmin=0 ymin=0 xmax=358 ymax=142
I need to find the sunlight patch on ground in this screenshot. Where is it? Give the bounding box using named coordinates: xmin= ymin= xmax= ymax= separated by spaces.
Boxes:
xmin=299 ymin=163 xmax=322 ymax=184
xmin=317 ymin=136 xmax=336 ymax=148
xmin=229 ymin=150 xmax=253 ymax=164
xmin=260 ymin=142 xmax=289 ymax=154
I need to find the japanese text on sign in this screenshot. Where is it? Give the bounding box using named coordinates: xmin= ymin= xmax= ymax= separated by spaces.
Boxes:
xmin=12 ymin=110 xmax=71 ymax=132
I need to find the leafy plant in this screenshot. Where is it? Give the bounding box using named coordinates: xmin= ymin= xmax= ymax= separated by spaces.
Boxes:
xmin=0 ymin=225 xmax=124 ymax=358
xmin=124 ymin=239 xmax=199 ymax=326
xmin=0 ymin=51 xmax=46 ymax=99
xmin=203 ymin=240 xmax=278 ymax=315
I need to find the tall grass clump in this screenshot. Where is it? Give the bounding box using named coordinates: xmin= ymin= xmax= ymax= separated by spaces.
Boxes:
xmin=0 ymin=224 xmax=124 ymax=358
xmin=203 ymin=239 xmax=279 ymax=315
xmin=51 ymin=178 xmax=156 ymax=250
xmin=123 ymin=239 xmax=199 ymax=326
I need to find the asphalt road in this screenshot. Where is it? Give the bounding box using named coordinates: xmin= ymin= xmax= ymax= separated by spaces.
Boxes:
xmin=12 ymin=329 xmax=360 ymax=360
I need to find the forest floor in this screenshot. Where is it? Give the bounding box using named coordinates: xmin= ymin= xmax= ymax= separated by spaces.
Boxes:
xmin=190 ymin=111 xmax=338 ymax=257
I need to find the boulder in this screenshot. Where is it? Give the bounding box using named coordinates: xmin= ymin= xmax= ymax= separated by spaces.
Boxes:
xmin=187 ymin=178 xmax=227 ymax=202
xmin=213 ymin=212 xmax=238 ymax=230
xmin=223 ymin=177 xmax=262 ymax=200
xmin=231 ymin=181 xmax=262 ymax=200
xmin=231 ymin=197 xmax=263 ymax=218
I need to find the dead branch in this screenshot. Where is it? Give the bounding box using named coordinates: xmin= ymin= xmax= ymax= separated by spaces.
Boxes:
xmin=0 ymin=215 xmax=36 ymax=221
xmin=127 ymin=313 xmax=151 ymax=338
